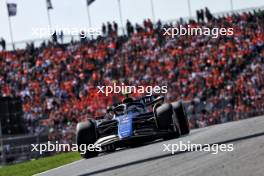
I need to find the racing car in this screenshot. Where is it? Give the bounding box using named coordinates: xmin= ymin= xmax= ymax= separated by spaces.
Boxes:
xmin=76 ymin=95 xmax=190 ymax=158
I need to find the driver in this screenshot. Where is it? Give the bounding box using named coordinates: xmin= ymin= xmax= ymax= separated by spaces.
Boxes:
xmin=122 ymin=92 xmax=134 ymax=104
xmin=104 ymin=106 xmax=114 ymax=120
xmin=122 ymin=97 xmax=134 ymax=104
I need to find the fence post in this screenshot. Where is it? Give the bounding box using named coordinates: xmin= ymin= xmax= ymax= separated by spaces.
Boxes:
xmin=0 ymin=120 xmax=6 ymax=165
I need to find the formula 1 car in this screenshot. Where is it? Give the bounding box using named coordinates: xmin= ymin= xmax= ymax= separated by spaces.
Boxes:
xmin=76 ymin=95 xmax=190 ymax=158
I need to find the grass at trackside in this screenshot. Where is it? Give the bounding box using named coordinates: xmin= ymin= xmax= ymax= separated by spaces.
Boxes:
xmin=0 ymin=152 xmax=81 ymax=176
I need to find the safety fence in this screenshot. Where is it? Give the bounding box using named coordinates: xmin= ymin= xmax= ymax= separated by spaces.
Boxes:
xmin=0 ymin=134 xmax=49 ymax=165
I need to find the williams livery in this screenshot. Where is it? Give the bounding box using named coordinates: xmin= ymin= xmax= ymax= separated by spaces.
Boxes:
xmin=76 ymin=95 xmax=190 ymax=158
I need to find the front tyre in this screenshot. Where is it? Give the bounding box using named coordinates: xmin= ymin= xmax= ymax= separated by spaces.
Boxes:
xmin=76 ymin=120 xmax=99 ymax=159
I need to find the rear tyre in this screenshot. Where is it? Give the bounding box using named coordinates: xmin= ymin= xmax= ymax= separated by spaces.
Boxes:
xmin=172 ymin=101 xmax=190 ymax=135
xmin=154 ymin=103 xmax=180 ymax=140
xmin=155 ymin=103 xmax=173 ymax=130
xmin=76 ymin=120 xmax=99 ymax=159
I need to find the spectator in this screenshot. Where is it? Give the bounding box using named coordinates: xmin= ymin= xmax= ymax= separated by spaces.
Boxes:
xmin=0 ymin=38 xmax=6 ymax=50
xmin=102 ymin=23 xmax=106 ymax=35
xmin=196 ymin=9 xmax=204 ymax=22
xmin=52 ymin=31 xmax=57 ymax=44
xmin=107 ymin=22 xmax=113 ymax=35
xmin=58 ymin=30 xmax=64 ymax=44
xmin=205 ymin=7 xmax=213 ymax=21
xmin=113 ymin=21 xmax=118 ymax=34
xmin=126 ymin=20 xmax=133 ymax=36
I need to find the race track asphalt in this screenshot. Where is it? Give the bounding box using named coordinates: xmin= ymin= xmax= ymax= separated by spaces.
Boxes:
xmin=36 ymin=116 xmax=264 ymax=176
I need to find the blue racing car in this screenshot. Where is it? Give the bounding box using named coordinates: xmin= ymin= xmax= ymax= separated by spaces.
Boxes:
xmin=76 ymin=95 xmax=190 ymax=158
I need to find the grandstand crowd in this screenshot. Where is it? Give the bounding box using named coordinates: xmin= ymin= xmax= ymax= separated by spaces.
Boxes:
xmin=0 ymin=8 xmax=264 ymax=142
